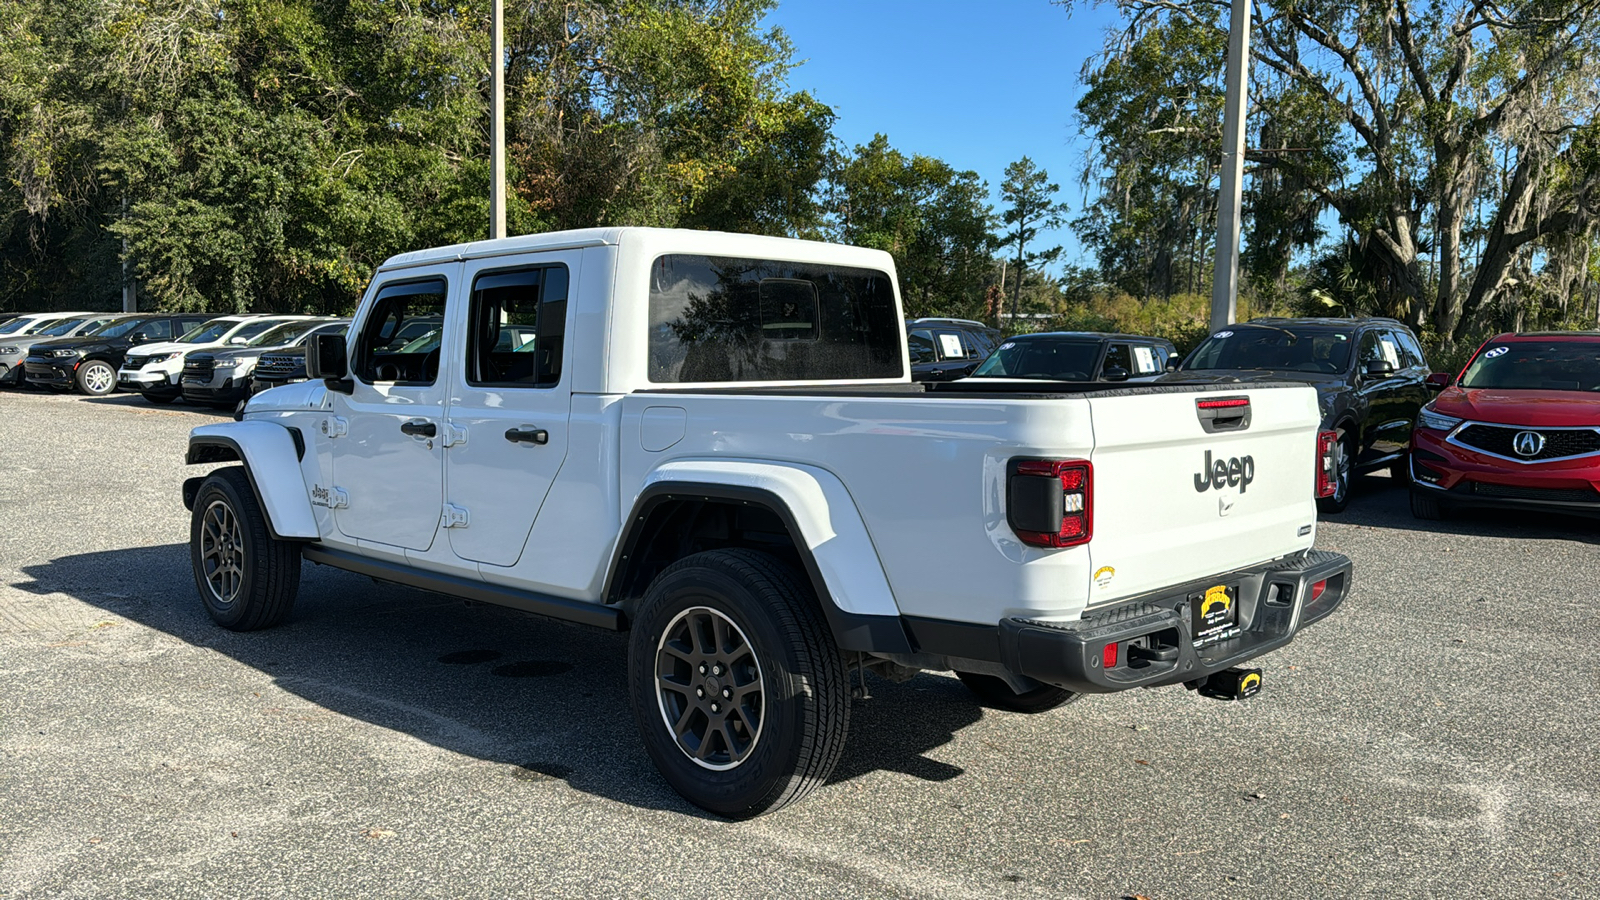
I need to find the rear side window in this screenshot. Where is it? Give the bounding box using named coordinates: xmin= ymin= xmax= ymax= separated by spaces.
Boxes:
xmin=647 ymin=255 xmax=903 ymax=383
xmin=465 ymin=265 xmax=567 ymax=388
xmin=354 ymin=279 xmax=448 ymax=385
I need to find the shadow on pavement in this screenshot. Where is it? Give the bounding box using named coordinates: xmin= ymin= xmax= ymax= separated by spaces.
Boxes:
xmin=80 ymin=393 xmax=233 ymax=417
xmin=1326 ymin=470 xmax=1600 ymax=544
xmin=18 ymin=543 xmax=986 ymax=817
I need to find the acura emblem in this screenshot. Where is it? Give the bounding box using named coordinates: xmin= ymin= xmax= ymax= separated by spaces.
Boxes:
xmin=1512 ymin=431 xmax=1546 ymax=457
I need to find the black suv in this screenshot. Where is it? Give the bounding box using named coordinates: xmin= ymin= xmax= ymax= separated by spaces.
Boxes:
xmin=964 ymin=331 xmax=1178 ymax=383
xmin=23 ymin=314 xmax=211 ymax=395
xmin=906 ymin=318 xmax=1001 ymax=381
xmin=1168 ymin=317 xmax=1431 ymax=512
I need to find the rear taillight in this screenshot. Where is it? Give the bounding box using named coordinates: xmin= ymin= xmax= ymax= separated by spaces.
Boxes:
xmin=1315 ymin=431 xmax=1337 ymax=498
xmin=1007 ymin=459 xmax=1093 ymax=548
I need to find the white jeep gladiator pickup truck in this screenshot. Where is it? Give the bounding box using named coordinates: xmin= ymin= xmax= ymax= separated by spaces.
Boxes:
xmin=182 ymin=227 xmax=1351 ymax=817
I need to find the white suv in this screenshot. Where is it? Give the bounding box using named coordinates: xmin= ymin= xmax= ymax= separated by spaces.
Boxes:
xmin=119 ymin=315 xmax=313 ymax=404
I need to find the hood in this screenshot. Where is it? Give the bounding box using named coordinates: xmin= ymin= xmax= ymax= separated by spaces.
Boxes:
xmin=1431 ymin=387 xmax=1600 ymax=428
xmin=205 ymin=346 xmax=274 ymax=362
xmin=126 ymin=339 xmax=217 ymax=357
xmin=26 ymin=335 xmax=118 ymax=354
xmin=0 ymin=334 xmax=65 ymax=352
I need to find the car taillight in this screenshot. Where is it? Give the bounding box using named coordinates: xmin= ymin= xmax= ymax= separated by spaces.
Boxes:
xmin=1007 ymin=458 xmax=1093 ymax=548
xmin=1315 ymin=431 xmax=1337 ymax=498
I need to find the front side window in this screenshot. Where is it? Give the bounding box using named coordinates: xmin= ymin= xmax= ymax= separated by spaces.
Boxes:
xmin=908 ymin=330 xmax=937 ymax=364
xmin=465 ymin=265 xmax=567 ymax=388
xmin=1101 ymin=344 xmax=1132 ymax=376
xmin=134 ymin=319 xmax=174 ymax=341
xmin=1390 ymin=329 xmax=1426 ymax=368
xmin=647 ymin=255 xmax=902 ymax=383
xmin=354 ymin=280 xmax=448 ymax=384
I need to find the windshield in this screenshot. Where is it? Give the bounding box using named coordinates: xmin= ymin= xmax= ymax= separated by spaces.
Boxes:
xmin=246 ymin=320 xmax=321 ymax=347
xmin=1459 ymin=340 xmax=1600 ymax=392
xmin=971 ymin=338 xmax=1103 ymax=380
xmin=398 ymin=328 xmax=443 ymax=353
xmin=0 ymin=317 xmax=31 ymax=335
xmin=1184 ymin=327 xmax=1353 ymax=373
xmin=39 ymin=317 xmax=95 ymax=336
xmin=85 ymin=318 xmax=140 ymax=338
xmin=179 ymin=320 xmax=237 ymax=344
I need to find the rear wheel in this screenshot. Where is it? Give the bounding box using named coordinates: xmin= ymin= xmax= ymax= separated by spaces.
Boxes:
xmin=1317 ymin=430 xmax=1355 ymax=514
xmin=628 ymin=549 xmax=849 ymax=818
xmin=74 ymin=360 xmax=117 ymax=396
xmin=189 ymin=467 xmax=301 ymax=630
xmin=955 ymin=671 xmax=1080 ymax=713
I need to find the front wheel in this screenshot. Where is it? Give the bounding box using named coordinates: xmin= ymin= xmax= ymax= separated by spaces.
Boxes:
xmin=955 ymin=671 xmax=1080 ymax=713
xmin=1409 ymin=489 xmax=1446 ymax=520
xmin=189 ymin=467 xmax=301 ymax=630
xmin=628 ymin=549 xmax=849 ymax=818
xmin=74 ymin=360 xmax=117 ymax=395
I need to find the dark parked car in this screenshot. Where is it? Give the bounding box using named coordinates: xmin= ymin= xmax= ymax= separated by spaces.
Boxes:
xmin=1168 ymin=317 xmax=1432 ymax=513
xmin=965 ymin=332 xmax=1178 ymax=384
xmin=907 ymin=318 xmax=1001 ymax=381
xmin=22 ymin=314 xmax=211 ymax=395
xmin=1408 ymin=331 xmax=1600 ymax=520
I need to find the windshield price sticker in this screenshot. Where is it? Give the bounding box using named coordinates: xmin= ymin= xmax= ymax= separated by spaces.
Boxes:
xmin=1213 ymin=330 xmax=1234 ymax=339
xmin=1484 ymin=347 xmax=1509 ymax=359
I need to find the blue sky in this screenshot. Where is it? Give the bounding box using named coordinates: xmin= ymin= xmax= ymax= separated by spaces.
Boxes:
xmin=761 ymin=0 xmax=1125 ymax=266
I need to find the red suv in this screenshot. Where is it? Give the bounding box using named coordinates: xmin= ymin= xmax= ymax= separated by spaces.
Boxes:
xmin=1409 ymin=332 xmax=1600 ymax=519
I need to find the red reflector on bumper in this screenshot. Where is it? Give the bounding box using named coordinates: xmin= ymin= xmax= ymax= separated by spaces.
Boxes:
xmin=1102 ymin=642 xmax=1118 ymax=668
xmin=1311 ymin=579 xmax=1327 ymax=601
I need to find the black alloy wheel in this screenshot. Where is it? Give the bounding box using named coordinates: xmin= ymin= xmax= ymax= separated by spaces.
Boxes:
xmin=628 ymin=549 xmax=849 ymax=818
xmin=189 ymin=467 xmax=301 ymax=630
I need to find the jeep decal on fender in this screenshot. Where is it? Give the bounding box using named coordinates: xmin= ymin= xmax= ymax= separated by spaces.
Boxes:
xmin=1194 ymin=450 xmax=1255 ymax=493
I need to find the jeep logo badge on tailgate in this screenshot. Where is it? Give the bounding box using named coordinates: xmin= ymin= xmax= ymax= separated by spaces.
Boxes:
xmin=1194 ymin=450 xmax=1255 ymax=493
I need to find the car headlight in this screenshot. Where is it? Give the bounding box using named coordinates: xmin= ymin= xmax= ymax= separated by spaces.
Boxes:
xmin=146 ymin=352 xmax=179 ymax=364
xmin=49 ymin=349 xmax=79 ymax=358
xmin=0 ymin=346 xmax=18 ymax=355
xmin=1416 ymin=404 xmax=1463 ymax=432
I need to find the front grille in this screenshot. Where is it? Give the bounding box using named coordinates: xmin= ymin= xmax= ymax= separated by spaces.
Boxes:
xmin=122 ymin=358 xmax=148 ymax=371
xmin=255 ymin=353 xmax=303 ymax=382
xmin=1467 ymin=482 xmax=1600 ymax=503
xmin=1454 ymin=423 xmax=1600 ymax=461
xmin=183 ymin=357 xmax=215 ymax=380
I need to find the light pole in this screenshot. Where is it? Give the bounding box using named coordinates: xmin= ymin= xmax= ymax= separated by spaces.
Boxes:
xmin=490 ymin=0 xmax=507 ymax=240
xmin=1209 ymin=0 xmax=1251 ymax=330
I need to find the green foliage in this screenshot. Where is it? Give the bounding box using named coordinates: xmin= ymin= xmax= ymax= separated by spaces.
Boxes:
xmin=997 ymin=156 xmax=1067 ymax=321
xmin=827 ymin=135 xmax=996 ymax=318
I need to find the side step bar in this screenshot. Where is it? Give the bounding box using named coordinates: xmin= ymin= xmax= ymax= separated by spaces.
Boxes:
xmin=301 ymin=545 xmax=626 ymax=631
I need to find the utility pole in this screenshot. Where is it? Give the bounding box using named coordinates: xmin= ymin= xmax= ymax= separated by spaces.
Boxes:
xmin=121 ymin=195 xmax=136 ymax=312
xmin=1209 ymin=0 xmax=1251 ymax=330
xmin=490 ymin=0 xmax=507 ymax=240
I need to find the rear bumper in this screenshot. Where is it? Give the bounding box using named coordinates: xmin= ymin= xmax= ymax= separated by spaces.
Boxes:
xmin=904 ymin=550 xmax=1351 ymax=694
xmin=1410 ymin=430 xmax=1600 ymax=516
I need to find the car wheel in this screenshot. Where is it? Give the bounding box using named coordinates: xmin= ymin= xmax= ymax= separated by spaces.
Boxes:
xmin=954 ymin=671 xmax=1080 ymax=713
xmin=628 ymin=548 xmax=849 ymax=819
xmin=189 ymin=467 xmax=301 ymax=630
xmin=74 ymin=360 xmax=117 ymax=396
xmin=1409 ymin=489 xmax=1446 ymax=521
xmin=1317 ymin=430 xmax=1355 ymax=514
xmin=141 ymin=391 xmax=178 ymax=405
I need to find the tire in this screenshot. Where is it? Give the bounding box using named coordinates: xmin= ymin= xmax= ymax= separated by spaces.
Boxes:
xmin=189 ymin=467 xmax=301 ymax=630
xmin=1388 ymin=454 xmax=1408 ymax=483
xmin=142 ymin=391 xmax=178 ymax=405
xmin=955 ymin=671 xmax=1080 ymax=713
xmin=74 ymin=360 xmax=117 ymax=396
xmin=1409 ymin=489 xmax=1446 ymax=520
xmin=628 ymin=548 xmax=849 ymax=819
xmin=1317 ymin=430 xmax=1355 ymax=515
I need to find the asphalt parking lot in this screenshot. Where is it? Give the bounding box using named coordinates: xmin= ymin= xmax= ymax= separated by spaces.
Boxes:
xmin=2 ymin=389 xmax=1597 ymax=899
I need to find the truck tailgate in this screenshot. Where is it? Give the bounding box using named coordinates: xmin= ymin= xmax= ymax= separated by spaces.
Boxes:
xmin=1084 ymin=385 xmax=1320 ymax=605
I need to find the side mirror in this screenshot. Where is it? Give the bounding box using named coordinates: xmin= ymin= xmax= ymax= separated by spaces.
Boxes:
xmin=1424 ymin=372 xmax=1452 ymax=391
xmin=1102 ymin=366 xmax=1131 ymax=382
xmin=128 ymin=332 xmax=151 ymax=343
xmin=307 ymin=333 xmax=352 ymax=393
xmin=229 ymin=336 xmax=249 ymax=345
xmin=1364 ymin=359 xmax=1395 ymax=378
xmin=1166 ymin=356 xmax=1182 ymax=371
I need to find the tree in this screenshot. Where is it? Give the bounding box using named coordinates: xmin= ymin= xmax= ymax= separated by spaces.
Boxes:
xmin=1060 ymin=0 xmax=1600 ymax=346
xmin=997 ymin=157 xmax=1068 ymax=324
xmin=826 ymin=135 xmax=996 ymax=318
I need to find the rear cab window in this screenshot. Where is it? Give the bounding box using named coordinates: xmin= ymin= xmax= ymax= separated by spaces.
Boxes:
xmin=647 ymin=255 xmax=903 ymax=383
